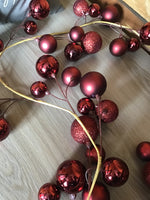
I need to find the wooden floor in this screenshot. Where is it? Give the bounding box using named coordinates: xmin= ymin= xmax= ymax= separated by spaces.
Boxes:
xmin=0 ymin=0 xmax=150 ymax=200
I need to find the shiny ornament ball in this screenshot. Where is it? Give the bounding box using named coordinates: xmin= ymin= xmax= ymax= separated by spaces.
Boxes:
xmin=95 ymin=99 xmax=119 ymax=123
xmin=69 ymin=26 xmax=85 ymax=42
xmin=73 ymin=0 xmax=89 ymax=17
xmin=24 ymin=20 xmax=37 ymax=35
xmin=38 ymin=34 xmax=57 ymax=54
xmin=89 ymin=3 xmax=101 ymax=18
xmin=38 ymin=183 xmax=60 ymax=200
xmin=0 ymin=39 xmax=4 ymax=52
xmin=136 ymin=141 xmax=150 ymax=161
xmin=0 ymin=118 xmax=10 ymax=141
xmin=80 ymin=71 xmax=107 ymax=98
xmin=71 ymin=115 xmax=98 ymax=146
xmin=36 ymin=55 xmax=59 ymax=79
xmin=109 ymin=38 xmax=128 ymax=56
xmin=102 ymin=157 xmax=129 ymax=187
xmin=143 ymin=162 xmax=150 ymax=187
xmin=140 ymin=22 xmax=150 ymax=45
xmin=56 ymin=160 xmax=86 ymax=194
xmin=30 ymin=81 xmax=48 ymax=98
xmin=61 ymin=66 xmax=81 ymax=87
xmin=82 ymin=31 xmax=102 ymax=54
xmin=101 ymin=4 xmax=121 ymax=22
xmin=29 ymin=0 xmax=50 ymax=20
xmin=82 ymin=182 xmax=110 ymax=200
xmin=64 ymin=42 xmax=84 ymax=61
xmin=77 ymin=97 xmax=95 ymax=115
xmin=128 ymin=38 xmax=140 ymax=52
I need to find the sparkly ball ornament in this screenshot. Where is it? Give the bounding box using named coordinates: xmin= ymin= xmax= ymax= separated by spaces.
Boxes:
xmin=30 ymin=81 xmax=48 ymax=98
xmin=0 ymin=39 xmax=4 ymax=52
xmin=56 ymin=160 xmax=86 ymax=194
xmin=128 ymin=38 xmax=140 ymax=52
xmin=109 ymin=38 xmax=128 ymax=56
xmin=24 ymin=20 xmax=37 ymax=35
xmin=143 ymin=162 xmax=150 ymax=187
xmin=38 ymin=183 xmax=60 ymax=200
xmin=89 ymin=3 xmax=101 ymax=18
xmin=0 ymin=118 xmax=10 ymax=141
xmin=73 ymin=0 xmax=89 ymax=17
xmin=69 ymin=26 xmax=85 ymax=42
xmin=101 ymin=4 xmax=121 ymax=22
xmin=140 ymin=22 xmax=150 ymax=45
xmin=136 ymin=141 xmax=150 ymax=161
xmin=77 ymin=97 xmax=95 ymax=115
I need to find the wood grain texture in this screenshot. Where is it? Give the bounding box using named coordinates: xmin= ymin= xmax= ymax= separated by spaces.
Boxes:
xmin=0 ymin=1 xmax=150 ymax=200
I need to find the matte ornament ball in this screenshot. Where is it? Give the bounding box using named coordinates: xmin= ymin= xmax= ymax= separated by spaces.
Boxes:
xmin=77 ymin=98 xmax=95 ymax=115
xmin=73 ymin=0 xmax=89 ymax=17
xmin=0 ymin=118 xmax=10 ymax=141
xmin=140 ymin=22 xmax=150 ymax=45
xmin=56 ymin=160 xmax=86 ymax=194
xmin=143 ymin=162 xmax=150 ymax=187
xmin=109 ymin=38 xmax=128 ymax=56
xmin=30 ymin=81 xmax=48 ymax=98
xmin=69 ymin=26 xmax=85 ymax=42
xmin=38 ymin=183 xmax=60 ymax=200
xmin=24 ymin=20 xmax=37 ymax=35
xmin=136 ymin=141 xmax=150 ymax=161
xmin=101 ymin=4 xmax=121 ymax=22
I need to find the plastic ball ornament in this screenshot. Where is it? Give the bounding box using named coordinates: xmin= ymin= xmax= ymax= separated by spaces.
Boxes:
xmin=73 ymin=0 xmax=89 ymax=17
xmin=30 ymin=81 xmax=48 ymax=98
xmin=143 ymin=162 xmax=150 ymax=187
xmin=61 ymin=66 xmax=81 ymax=87
xmin=0 ymin=118 xmax=10 ymax=141
xmin=82 ymin=31 xmax=102 ymax=54
xmin=56 ymin=160 xmax=86 ymax=194
xmin=36 ymin=55 xmax=59 ymax=79
xmin=69 ymin=26 xmax=85 ymax=42
xmin=102 ymin=157 xmax=129 ymax=187
xmin=136 ymin=141 xmax=150 ymax=161
xmin=0 ymin=39 xmax=4 ymax=52
xmin=77 ymin=97 xmax=95 ymax=115
xmin=128 ymin=38 xmax=140 ymax=52
xmin=80 ymin=71 xmax=107 ymax=98
xmin=89 ymin=3 xmax=101 ymax=18
xmin=101 ymin=4 xmax=121 ymax=22
xmin=38 ymin=183 xmax=60 ymax=200
xmin=109 ymin=38 xmax=128 ymax=56
xmin=29 ymin=0 xmax=50 ymax=20
xmin=140 ymin=22 xmax=150 ymax=45
xmin=24 ymin=20 xmax=37 ymax=35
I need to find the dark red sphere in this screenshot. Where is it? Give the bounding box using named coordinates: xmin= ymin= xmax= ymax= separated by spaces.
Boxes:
xmin=109 ymin=38 xmax=128 ymax=56
xmin=73 ymin=0 xmax=89 ymax=17
xmin=38 ymin=183 xmax=60 ymax=200
xmin=24 ymin=20 xmax=37 ymax=35
xmin=38 ymin=34 xmax=57 ymax=54
xmin=56 ymin=160 xmax=86 ymax=194
xmin=128 ymin=38 xmax=140 ymax=52
xmin=64 ymin=42 xmax=84 ymax=61
xmin=77 ymin=97 xmax=95 ymax=114
xmin=80 ymin=71 xmax=107 ymax=98
xmin=101 ymin=4 xmax=121 ymax=22
xmin=30 ymin=81 xmax=48 ymax=98
xmin=136 ymin=141 xmax=150 ymax=161
xmin=61 ymin=66 xmax=81 ymax=87
xmin=0 ymin=39 xmax=4 ymax=52
xmin=36 ymin=55 xmax=59 ymax=79
xmin=140 ymin=22 xmax=150 ymax=45
xmin=82 ymin=31 xmax=102 ymax=54
xmin=71 ymin=115 xmax=98 ymax=146
xmin=102 ymin=157 xmax=129 ymax=187
xmin=95 ymin=99 xmax=119 ymax=123
xmin=69 ymin=26 xmax=85 ymax=42
xmin=0 ymin=118 xmax=10 ymax=141
xmin=82 ymin=183 xmax=110 ymax=200
xmin=29 ymin=0 xmax=50 ymax=20
xmin=143 ymin=162 xmax=150 ymax=187
xmin=89 ymin=3 xmax=101 ymax=18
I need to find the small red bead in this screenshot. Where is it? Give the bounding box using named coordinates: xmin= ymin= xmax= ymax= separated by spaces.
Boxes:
xmin=69 ymin=26 xmax=85 ymax=42
xmin=24 ymin=20 xmax=37 ymax=35
xmin=0 ymin=118 xmax=10 ymax=141
xmin=128 ymin=38 xmax=140 ymax=52
xmin=0 ymin=39 xmax=4 ymax=52
xmin=143 ymin=162 xmax=150 ymax=187
xmin=77 ymin=97 xmax=95 ymax=114
xmin=109 ymin=38 xmax=128 ymax=56
xmin=140 ymin=22 xmax=150 ymax=45
xmin=136 ymin=141 xmax=150 ymax=161
xmin=89 ymin=3 xmax=101 ymax=18
xmin=30 ymin=81 xmax=48 ymax=98
xmin=73 ymin=0 xmax=89 ymax=17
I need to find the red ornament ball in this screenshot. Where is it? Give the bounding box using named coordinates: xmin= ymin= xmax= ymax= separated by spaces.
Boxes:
xmin=38 ymin=183 xmax=60 ymax=200
xmin=61 ymin=66 xmax=81 ymax=87
xmin=56 ymin=160 xmax=86 ymax=194
xmin=82 ymin=182 xmax=110 ymax=200
xmin=0 ymin=39 xmax=4 ymax=52
xmin=80 ymin=71 xmax=107 ymax=98
xmin=29 ymin=0 xmax=50 ymax=20
xmin=128 ymin=38 xmax=140 ymax=52
xmin=102 ymin=157 xmax=129 ymax=187
xmin=95 ymin=99 xmax=119 ymax=123
xmin=38 ymin=34 xmax=57 ymax=54
xmin=24 ymin=20 xmax=37 ymax=35
xmin=71 ymin=115 xmax=98 ymax=146
xmin=73 ymin=0 xmax=89 ymax=17
xmin=36 ymin=55 xmax=59 ymax=79
xmin=101 ymin=4 xmax=121 ymax=22
xmin=143 ymin=162 xmax=150 ymax=187
xmin=77 ymin=97 xmax=95 ymax=115
xmin=89 ymin=3 xmax=101 ymax=18
xmin=140 ymin=22 xmax=150 ymax=45
xmin=30 ymin=81 xmax=48 ymax=98
xmin=0 ymin=118 xmax=10 ymax=141
xmin=69 ymin=26 xmax=85 ymax=42
xmin=82 ymin=31 xmax=102 ymax=54
xmin=109 ymin=38 xmax=128 ymax=56
xmin=136 ymin=141 xmax=150 ymax=161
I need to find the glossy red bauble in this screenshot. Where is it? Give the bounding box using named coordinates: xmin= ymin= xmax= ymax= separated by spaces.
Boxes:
xmin=0 ymin=118 xmax=10 ymax=141
xmin=101 ymin=4 xmax=121 ymax=22
xmin=102 ymin=157 xmax=129 ymax=187
xmin=136 ymin=141 xmax=150 ymax=161
xmin=128 ymin=38 xmax=140 ymax=52
xmin=82 ymin=31 xmax=102 ymax=54
xmin=30 ymin=81 xmax=48 ymax=98
xmin=89 ymin=3 xmax=101 ymax=18
xmin=71 ymin=115 xmax=98 ymax=146
xmin=109 ymin=38 xmax=128 ymax=56
xmin=56 ymin=160 xmax=86 ymax=194
xmin=143 ymin=162 xmax=150 ymax=187
xmin=80 ymin=71 xmax=107 ymax=98
xmin=73 ymin=0 xmax=89 ymax=17
xmin=140 ymin=22 xmax=150 ymax=45
xmin=38 ymin=34 xmax=57 ymax=54
xmin=82 ymin=183 xmax=110 ymax=200
xmin=36 ymin=55 xmax=59 ymax=79
xmin=61 ymin=66 xmax=81 ymax=87
xmin=29 ymin=0 xmax=50 ymax=20
xmin=0 ymin=39 xmax=4 ymax=52
xmin=38 ymin=183 xmax=60 ymax=200
xmin=77 ymin=97 xmax=95 ymax=115
xmin=69 ymin=26 xmax=85 ymax=42
xmin=24 ymin=20 xmax=37 ymax=35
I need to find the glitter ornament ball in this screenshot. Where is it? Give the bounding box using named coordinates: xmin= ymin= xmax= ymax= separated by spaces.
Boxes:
xmin=24 ymin=20 xmax=37 ymax=35
xmin=56 ymin=160 xmax=86 ymax=194
xmin=102 ymin=157 xmax=129 ymax=187
xmin=82 ymin=31 xmax=102 ymax=54
xmin=101 ymin=4 xmax=121 ymax=22
xmin=73 ymin=0 xmax=89 ymax=17
xmin=109 ymin=38 xmax=128 ymax=56
xmin=140 ymin=22 xmax=150 ymax=45
xmin=36 ymin=55 xmax=59 ymax=79
xmin=128 ymin=38 xmax=140 ymax=52
xmin=30 ymin=81 xmax=48 ymax=98
xmin=69 ymin=26 xmax=85 ymax=42
xmin=77 ymin=97 xmax=95 ymax=115
xmin=0 ymin=118 xmax=10 ymax=141
xmin=71 ymin=115 xmax=98 ymax=146
xmin=38 ymin=183 xmax=60 ymax=200
xmin=0 ymin=39 xmax=4 ymax=52
xmin=136 ymin=141 xmax=150 ymax=161
xmin=89 ymin=3 xmax=101 ymax=18
xmin=143 ymin=162 xmax=150 ymax=187
xmin=80 ymin=71 xmax=107 ymax=98
xmin=38 ymin=34 xmax=57 ymax=54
